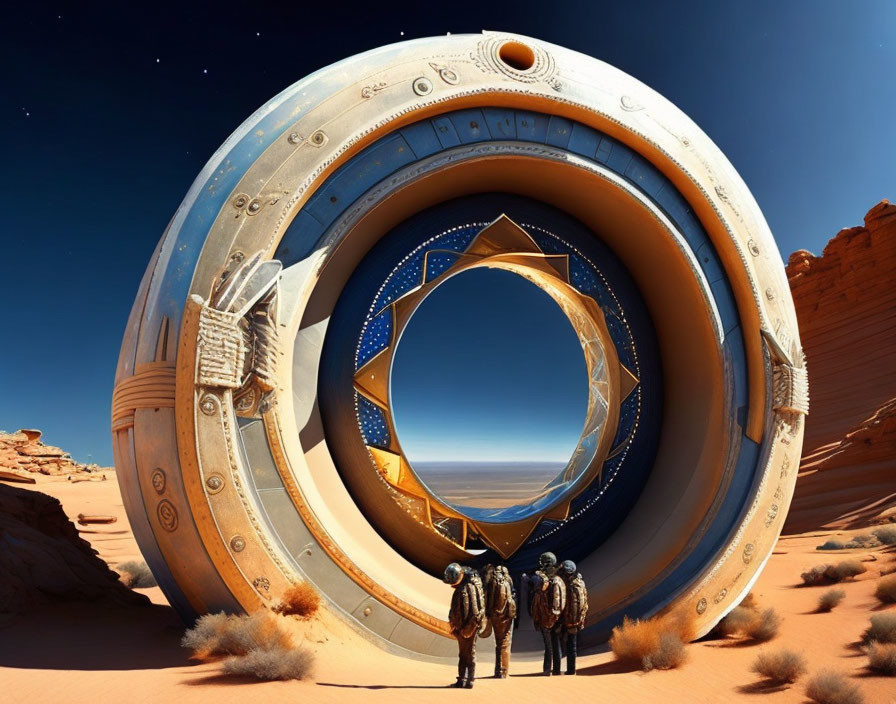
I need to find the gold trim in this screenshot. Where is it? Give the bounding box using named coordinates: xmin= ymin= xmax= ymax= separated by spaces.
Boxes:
xmin=353 ymin=215 xmax=637 ymax=558
xmin=263 ymin=409 xmax=452 ymax=636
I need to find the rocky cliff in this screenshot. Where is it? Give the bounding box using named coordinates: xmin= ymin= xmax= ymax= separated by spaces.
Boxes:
xmin=0 ymin=482 xmax=149 ymax=614
xmin=0 ymin=429 xmax=108 ymax=477
xmin=785 ymin=200 xmax=896 ymax=532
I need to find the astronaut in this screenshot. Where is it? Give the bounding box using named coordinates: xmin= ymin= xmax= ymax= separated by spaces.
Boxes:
xmin=482 ymin=563 xmax=517 ymax=678
xmin=445 ymin=563 xmax=486 ymax=688
xmin=559 ymin=559 xmax=588 ymax=675
xmin=530 ymin=552 xmax=566 ymax=675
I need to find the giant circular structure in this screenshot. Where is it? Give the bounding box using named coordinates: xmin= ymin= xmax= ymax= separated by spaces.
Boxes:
xmin=112 ymin=32 xmax=808 ymax=657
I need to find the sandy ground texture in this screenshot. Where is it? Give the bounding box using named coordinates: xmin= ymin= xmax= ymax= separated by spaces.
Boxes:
xmin=2 ymin=472 xmax=896 ymax=704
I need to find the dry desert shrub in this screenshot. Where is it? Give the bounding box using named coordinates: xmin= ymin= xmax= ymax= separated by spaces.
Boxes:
xmin=817 ymin=540 xmax=849 ymax=551
xmin=831 ymin=560 xmax=869 ymax=581
xmin=744 ymin=607 xmax=781 ymax=642
xmin=817 ymin=588 xmax=846 ymax=613
xmin=801 ymin=560 xmax=868 ymax=586
xmin=642 ymin=632 xmax=686 ymax=671
xmin=873 ymin=526 xmax=896 ymax=546
xmin=182 ymin=612 xmax=293 ymax=659
xmin=866 ymin=642 xmax=896 ymax=675
xmin=272 ymin=581 xmax=320 ymax=619
xmin=714 ymin=605 xmax=758 ymax=637
xmin=609 ymin=608 xmax=694 ymax=670
xmin=116 ymin=560 xmax=157 ymax=589
xmin=805 ymin=670 xmax=865 ymax=704
xmin=751 ymin=648 xmax=807 ymax=684
xmin=863 ymin=613 xmax=896 ymax=644
xmin=875 ymin=575 xmax=896 ymax=603
xmin=222 ymin=647 xmax=314 ymax=681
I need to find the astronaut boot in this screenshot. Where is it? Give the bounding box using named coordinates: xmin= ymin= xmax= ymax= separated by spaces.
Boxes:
xmin=464 ymin=665 xmax=475 ymax=688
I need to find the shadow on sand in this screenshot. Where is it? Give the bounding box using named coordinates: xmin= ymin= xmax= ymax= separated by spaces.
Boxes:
xmin=317 ymin=682 xmax=453 ymax=690
xmin=0 ymin=601 xmax=190 ymax=671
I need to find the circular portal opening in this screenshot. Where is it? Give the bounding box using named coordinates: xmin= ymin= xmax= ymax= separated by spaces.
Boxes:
xmin=498 ymin=41 xmax=536 ymax=71
xmin=390 ymin=267 xmax=592 ymax=522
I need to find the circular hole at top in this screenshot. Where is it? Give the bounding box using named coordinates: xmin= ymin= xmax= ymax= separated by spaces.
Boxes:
xmin=498 ymin=41 xmax=536 ymax=71
xmin=390 ymin=267 xmax=593 ymax=522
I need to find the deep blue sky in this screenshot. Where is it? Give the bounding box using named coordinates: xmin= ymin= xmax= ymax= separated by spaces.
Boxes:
xmin=391 ymin=269 xmax=587 ymax=464
xmin=1 ymin=2 xmax=893 ymax=465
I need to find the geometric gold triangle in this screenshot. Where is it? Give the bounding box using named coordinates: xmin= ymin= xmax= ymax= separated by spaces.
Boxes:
xmin=353 ymin=347 xmax=392 ymax=408
xmin=618 ymin=362 xmax=639 ymax=401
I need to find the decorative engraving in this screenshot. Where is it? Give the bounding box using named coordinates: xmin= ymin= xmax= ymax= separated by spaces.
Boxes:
xmin=197 ymin=307 xmax=246 ymax=388
xmin=696 ymin=598 xmax=707 ymax=614
xmin=252 ymin=576 xmax=271 ymax=592
xmin=205 ymin=474 xmax=224 ymax=493
xmin=773 ymin=363 xmax=809 ymax=416
xmin=765 ymin=287 xmax=776 ymax=301
xmin=780 ymin=456 xmax=791 ymax=479
xmin=230 ymin=535 xmax=246 ymax=552
xmin=472 ymin=34 xmax=560 ymax=90
xmin=742 ymin=543 xmax=755 ymax=564
xmin=429 ymin=62 xmax=459 ymax=85
xmin=361 ymin=82 xmax=387 ymax=98
xmin=620 ymin=95 xmax=643 ymax=112
xmin=351 ymin=215 xmax=633 ymax=558
xmin=157 ymin=499 xmax=179 ymax=532
xmin=765 ymin=503 xmax=779 ymax=528
xmin=195 ymin=252 xmax=282 ymax=418
xmin=151 ymin=469 xmax=166 ymax=495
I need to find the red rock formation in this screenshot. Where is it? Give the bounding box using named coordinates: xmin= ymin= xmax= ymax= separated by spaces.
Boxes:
xmin=0 ymin=429 xmax=110 ymax=478
xmin=784 ymin=200 xmax=896 ymax=532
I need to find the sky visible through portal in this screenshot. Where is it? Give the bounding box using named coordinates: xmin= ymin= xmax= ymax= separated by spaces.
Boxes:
xmin=1 ymin=2 xmax=894 ymax=465
xmin=391 ymin=269 xmax=589 ymax=465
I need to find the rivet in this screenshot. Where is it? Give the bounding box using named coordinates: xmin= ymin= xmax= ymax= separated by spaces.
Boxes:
xmin=230 ymin=535 xmax=246 ymax=552
xmin=748 ymin=239 xmax=760 ymax=257
xmin=696 ymin=598 xmax=707 ymax=614
xmin=765 ymin=287 xmax=776 ymax=300
xmin=287 ymin=131 xmax=301 ymax=145
xmin=439 ymin=68 xmax=459 ymax=85
xmin=151 ymin=469 xmax=166 ymax=495
xmin=363 ymin=607 xmax=372 ymax=617
xmin=229 ymin=250 xmax=245 ymax=263
xmin=199 ymin=395 xmax=217 ymax=416
xmin=206 ymin=475 xmax=224 ymax=493
xmin=413 ymin=77 xmax=433 ymax=96
xmin=232 ymin=194 xmax=249 ymax=210
xmin=310 ymin=130 xmax=327 ymax=146
xmin=247 ymin=199 xmax=262 ymax=215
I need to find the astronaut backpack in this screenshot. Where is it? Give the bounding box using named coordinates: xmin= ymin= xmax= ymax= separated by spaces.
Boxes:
xmin=488 ymin=565 xmax=517 ymax=620
xmin=565 ymin=574 xmax=589 ymax=630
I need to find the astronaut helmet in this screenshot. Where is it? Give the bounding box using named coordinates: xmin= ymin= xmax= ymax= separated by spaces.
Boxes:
xmin=443 ymin=562 xmax=464 ymax=585
xmin=560 ymin=559 xmax=577 ymax=576
xmin=537 ymin=551 xmax=558 ymax=572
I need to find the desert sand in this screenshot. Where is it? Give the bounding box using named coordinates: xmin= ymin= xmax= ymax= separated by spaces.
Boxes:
xmin=1 ymin=470 xmax=895 ymax=704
